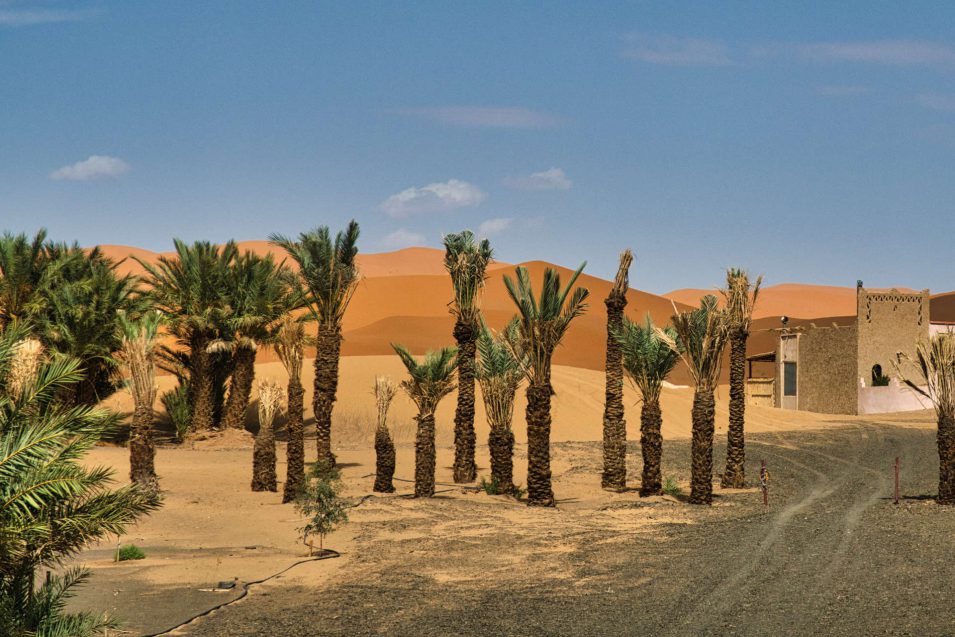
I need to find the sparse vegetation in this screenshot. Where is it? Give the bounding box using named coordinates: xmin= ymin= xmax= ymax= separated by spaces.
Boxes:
xmin=117 ymin=544 xmax=147 ymax=562
xmin=662 ymin=476 xmax=682 ymax=497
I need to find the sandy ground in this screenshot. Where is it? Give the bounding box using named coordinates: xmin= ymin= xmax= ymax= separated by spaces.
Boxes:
xmin=69 ymin=357 xmax=944 ymax=635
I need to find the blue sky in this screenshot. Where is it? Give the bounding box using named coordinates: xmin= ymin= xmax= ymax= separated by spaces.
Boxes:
xmin=2 ymin=1 xmax=955 ymax=293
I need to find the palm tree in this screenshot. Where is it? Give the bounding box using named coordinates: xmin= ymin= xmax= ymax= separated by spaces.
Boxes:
xmin=720 ymin=268 xmax=762 ymax=489
xmin=274 ymin=315 xmax=312 ymax=503
xmin=601 ymin=249 xmax=633 ymax=491
xmin=252 ymin=379 xmax=284 ymax=492
xmin=616 ymin=315 xmax=681 ymax=496
xmin=271 ymin=222 xmax=360 ymax=465
xmin=503 ymin=265 xmax=589 ymax=507
xmin=898 ymin=334 xmax=955 ymax=504
xmin=117 ymin=310 xmax=164 ymax=490
xmin=392 ymin=344 xmax=457 ymax=498
xmin=443 ymin=231 xmax=493 ymax=483
xmin=137 ymin=240 xmax=237 ymax=432
xmin=476 ymin=320 xmax=524 ymax=496
xmin=373 ymin=376 xmax=399 ymax=493
xmin=658 ymin=296 xmax=729 ymax=505
xmin=0 ymin=229 xmax=52 ymax=330
xmin=219 ymin=251 xmax=299 ymax=430
xmin=0 ymin=324 xmax=160 ymax=636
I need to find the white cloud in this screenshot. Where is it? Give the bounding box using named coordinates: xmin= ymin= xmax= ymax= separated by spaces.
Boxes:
xmin=477 ymin=218 xmax=512 ymax=237
xmin=0 ymin=8 xmax=95 ymax=27
xmin=797 ymin=40 xmax=955 ymax=66
xmin=916 ymin=93 xmax=955 ymax=111
xmin=815 ymin=85 xmax=871 ymax=97
xmin=622 ymin=34 xmax=731 ymax=66
xmin=382 ymin=229 xmax=426 ymax=250
xmin=504 ymin=167 xmax=572 ymax=191
xmin=50 ymin=155 xmax=131 ymax=181
xmin=379 ymin=179 xmax=486 ymax=217
xmin=392 ymin=106 xmax=563 ymax=129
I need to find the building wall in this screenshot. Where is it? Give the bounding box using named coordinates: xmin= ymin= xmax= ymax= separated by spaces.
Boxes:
xmin=856 ymin=288 xmax=930 ymax=388
xmin=797 ymin=325 xmax=858 ymax=414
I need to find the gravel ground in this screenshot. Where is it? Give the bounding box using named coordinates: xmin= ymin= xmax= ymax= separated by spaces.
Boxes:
xmin=174 ymin=424 xmax=955 ymax=637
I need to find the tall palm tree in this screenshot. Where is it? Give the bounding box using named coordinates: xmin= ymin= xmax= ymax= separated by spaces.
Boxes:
xmin=503 ymin=265 xmax=589 ymax=507
xmin=218 ymin=251 xmax=299 ymax=429
xmin=393 ymin=344 xmax=457 ymax=498
xmin=0 ymin=324 xmax=160 ymax=636
xmin=271 ymin=222 xmax=360 ymax=465
xmin=720 ymin=268 xmax=762 ymax=489
xmin=476 ymin=320 xmax=524 ymax=496
xmin=137 ymin=240 xmax=237 ymax=432
xmin=117 ymin=310 xmax=164 ymax=490
xmin=899 ymin=334 xmax=955 ymax=504
xmin=616 ymin=315 xmax=681 ymax=496
xmin=443 ymin=231 xmax=493 ymax=483
xmin=658 ymin=296 xmax=729 ymax=505
xmin=0 ymin=229 xmax=52 ymax=330
xmin=273 ymin=314 xmax=312 ymax=503
xmin=602 ymin=249 xmax=632 ymax=491
xmin=373 ymin=375 xmax=399 ymax=493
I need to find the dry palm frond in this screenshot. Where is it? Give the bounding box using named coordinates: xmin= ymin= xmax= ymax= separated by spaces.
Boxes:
xmin=392 ymin=344 xmax=457 ymax=416
xmin=443 ymin=231 xmax=493 ymax=325
xmin=7 ymin=338 xmax=43 ymax=398
xmin=273 ymin=315 xmax=312 ymax=381
xmin=657 ymin=295 xmax=729 ymax=392
xmin=616 ymin=314 xmax=681 ymax=404
xmin=373 ymin=375 xmax=399 ymax=430
xmin=257 ymin=379 xmax=285 ymax=430
xmin=477 ymin=321 xmax=524 ymax=429
xmin=897 ymin=334 xmax=955 ymax=420
xmin=611 ymin=249 xmax=633 ymax=298
xmin=721 ymin=268 xmax=762 ymax=333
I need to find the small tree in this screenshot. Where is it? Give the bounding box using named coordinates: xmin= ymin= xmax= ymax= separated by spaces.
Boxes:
xmin=273 ymin=315 xmax=312 ymax=503
xmin=295 ymin=461 xmax=349 ymax=554
xmin=252 ymin=379 xmax=284 ymax=492
xmin=373 ymin=376 xmax=399 ymax=493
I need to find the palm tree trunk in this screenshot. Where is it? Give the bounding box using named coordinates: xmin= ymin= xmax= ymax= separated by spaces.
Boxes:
xmin=313 ymin=325 xmax=342 ymax=465
xmin=690 ymin=388 xmax=716 ymax=505
xmin=190 ymin=334 xmax=215 ymax=432
xmin=221 ymin=347 xmax=256 ymax=429
xmin=374 ymin=424 xmax=397 ymax=493
xmin=722 ymin=330 xmax=748 ymax=488
xmin=601 ymin=295 xmax=627 ymax=490
xmin=282 ymin=377 xmax=305 ymax=503
xmin=251 ymin=411 xmax=277 ymax=492
xmin=452 ymin=318 xmax=477 ymax=483
xmin=129 ymin=403 xmax=158 ymax=489
xmin=526 ymin=380 xmax=555 ymax=507
xmin=939 ymin=414 xmax=955 ymax=504
xmin=415 ymin=413 xmax=436 ymax=497
xmin=489 ymin=423 xmax=515 ymax=495
xmin=639 ymin=399 xmax=663 ymax=497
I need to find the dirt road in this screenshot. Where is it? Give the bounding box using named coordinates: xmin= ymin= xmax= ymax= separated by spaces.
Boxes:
xmin=175 ymin=425 xmax=955 ymax=636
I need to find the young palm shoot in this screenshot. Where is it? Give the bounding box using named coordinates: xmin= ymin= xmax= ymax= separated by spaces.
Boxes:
xmin=443 ymin=231 xmax=493 ymax=484
xmin=503 ymin=264 xmax=589 ymax=507
xmin=616 ymin=315 xmax=681 ymax=496
xmin=373 ymin=376 xmax=399 ymax=493
xmin=118 ymin=310 xmax=164 ymax=490
xmin=393 ymin=344 xmax=457 ymax=498
xmin=720 ymin=268 xmax=762 ymax=489
xmin=658 ymin=295 xmax=729 ymax=505
xmin=273 ymin=315 xmax=312 ymax=503
xmin=602 ymin=249 xmax=633 ymax=491
xmin=477 ymin=320 xmax=524 ymax=496
xmin=252 ymin=379 xmax=284 ymax=492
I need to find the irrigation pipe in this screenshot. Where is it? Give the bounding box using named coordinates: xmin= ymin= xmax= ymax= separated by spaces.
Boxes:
xmin=140 ymin=549 xmax=340 ymax=637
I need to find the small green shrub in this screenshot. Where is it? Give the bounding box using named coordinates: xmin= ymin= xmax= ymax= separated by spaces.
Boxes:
xmin=295 ymin=461 xmax=349 ymax=554
xmin=117 ymin=544 xmax=146 ymax=562
xmin=479 ymin=475 xmax=501 ymax=495
xmin=662 ymin=476 xmax=682 ymax=497
xmin=161 ymin=382 xmax=191 ymax=442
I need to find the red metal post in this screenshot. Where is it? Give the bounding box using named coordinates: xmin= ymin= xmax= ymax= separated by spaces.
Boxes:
xmin=895 ymin=456 xmax=900 ymax=505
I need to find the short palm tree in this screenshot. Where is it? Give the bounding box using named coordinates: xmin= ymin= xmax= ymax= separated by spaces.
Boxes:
xmin=616 ymin=315 xmax=681 ymax=496
xmin=372 ymin=375 xmax=399 ymax=493
xmin=271 ymin=221 xmax=360 ymax=465
xmin=273 ymin=314 xmax=313 ymax=503
xmin=720 ymin=268 xmax=762 ymax=489
xmin=0 ymin=324 xmax=161 ymax=637
xmin=137 ymin=240 xmax=237 ymax=432
xmin=503 ymin=265 xmax=589 ymax=507
xmin=392 ymin=344 xmax=457 ymax=498
xmin=476 ymin=320 xmax=524 ymax=496
xmin=117 ymin=310 xmax=164 ymax=490
xmin=898 ymin=334 xmax=955 ymax=504
xmin=252 ymin=379 xmax=284 ymax=492
xmin=443 ymin=231 xmax=493 ymax=483
xmin=658 ymin=296 xmax=729 ymax=505
xmin=218 ymin=251 xmax=300 ymax=430
xmin=602 ymin=249 xmax=632 ymax=491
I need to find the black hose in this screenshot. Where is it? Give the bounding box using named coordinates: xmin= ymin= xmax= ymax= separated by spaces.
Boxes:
xmin=140 ymin=549 xmax=340 ymax=637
